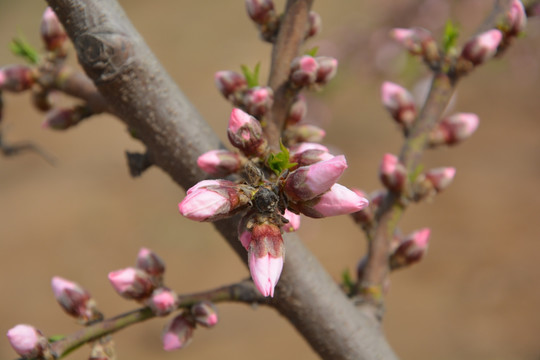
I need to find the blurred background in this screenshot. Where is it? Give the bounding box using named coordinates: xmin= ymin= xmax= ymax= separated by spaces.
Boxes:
xmin=1 ymin=0 xmax=540 ymax=359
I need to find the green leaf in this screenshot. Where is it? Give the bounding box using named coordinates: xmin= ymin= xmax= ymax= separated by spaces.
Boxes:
xmin=10 ymin=35 xmax=40 ymax=64
xmin=240 ymin=62 xmax=261 ymax=88
xmin=341 ymin=268 xmax=354 ymax=294
xmin=442 ymin=20 xmax=460 ymax=54
xmin=266 ymin=140 xmax=297 ymax=175
xmin=305 ymin=46 xmax=319 ymax=57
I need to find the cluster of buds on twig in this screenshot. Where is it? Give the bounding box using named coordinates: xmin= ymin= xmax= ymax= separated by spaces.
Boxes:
xmin=289 ymin=55 xmax=338 ymax=90
xmin=179 ymin=108 xmax=368 ymax=297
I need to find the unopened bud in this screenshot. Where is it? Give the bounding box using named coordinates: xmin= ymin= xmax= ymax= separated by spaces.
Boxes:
xmin=108 ymin=267 xmax=155 ymax=300
xmin=42 ymin=105 xmax=92 ymax=130
xmin=51 ymin=276 xmax=99 ymax=322
xmin=146 ymin=287 xmax=178 ymax=316
xmin=507 ymin=0 xmax=527 ymax=37
xmin=284 ymin=124 xmax=326 ymax=145
xmin=227 ymin=108 xmax=268 ymax=157
xmin=243 ymin=86 xmax=274 ymax=117
xmin=282 ymin=209 xmax=301 ymax=233
xmin=214 ymin=71 xmax=247 ymax=103
xmin=290 ymin=148 xmax=333 ymax=167
xmin=315 ymin=56 xmax=338 ymax=86
xmin=162 ymin=314 xmax=195 ymax=351
xmin=379 ymin=153 xmax=407 ymax=192
xmin=32 ymin=89 xmax=54 ymax=112
xmin=6 ymin=324 xmax=50 ymax=359
xmin=245 ymin=0 xmax=275 ymax=25
xmin=381 ymin=82 xmax=417 ymax=127
xmin=288 ymin=142 xmax=328 ymax=157
xmin=306 ymin=11 xmax=322 ymax=39
xmin=187 ymin=179 xmax=237 ymax=195
xmin=197 ymin=150 xmax=243 ymax=176
xmin=191 ymin=301 xmax=218 ymax=328
xmin=286 ymin=95 xmax=307 ymax=125
xmin=136 ymin=247 xmax=166 ymax=277
xmin=390 ymin=228 xmax=430 ymax=269
xmin=248 ymin=223 xmax=284 ymax=297
xmin=460 ymin=29 xmax=502 ymax=66
xmin=0 ymin=65 xmax=34 ymax=92
xmin=429 ymin=113 xmax=479 ymax=146
xmin=390 ymin=27 xmax=439 ymax=64
xmin=40 ymin=7 xmax=67 ymax=52
xmin=290 ymin=56 xmax=319 ymax=88
xmin=425 ymin=167 xmax=456 ymax=192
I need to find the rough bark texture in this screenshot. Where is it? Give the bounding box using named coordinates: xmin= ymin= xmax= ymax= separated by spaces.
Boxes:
xmin=46 ymin=1 xmax=397 ymax=359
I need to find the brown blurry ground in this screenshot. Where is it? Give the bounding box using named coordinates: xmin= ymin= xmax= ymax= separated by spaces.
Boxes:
xmin=1 ymin=1 xmax=540 ymax=359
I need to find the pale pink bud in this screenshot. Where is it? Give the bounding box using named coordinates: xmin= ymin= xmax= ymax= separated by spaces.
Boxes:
xmin=379 ymin=153 xmax=407 ymax=192
xmin=197 ymin=150 xmax=243 ymax=176
xmin=162 ymin=314 xmax=195 ymax=351
xmin=248 ymin=223 xmax=284 ymax=297
xmin=390 ymin=27 xmax=434 ymax=56
xmin=243 ymin=86 xmax=274 ymax=117
xmin=214 ymin=71 xmax=247 ymax=100
xmin=108 ymin=267 xmax=155 ymax=300
xmin=288 ymin=142 xmax=328 ymax=156
xmin=237 ymin=215 xmax=253 ymax=250
xmin=286 ymin=95 xmax=307 ymax=125
xmin=6 ymin=324 xmax=48 ymax=358
xmin=425 ymin=167 xmax=456 ymax=192
xmin=41 ymin=7 xmax=67 ymax=52
xmin=146 ymin=287 xmax=178 ymax=316
xmin=381 ymin=82 xmax=417 ymax=126
xmin=51 ymin=276 xmax=97 ymax=321
xmin=461 ymin=29 xmax=503 ymax=66
xmin=390 ymin=228 xmax=431 ymax=269
xmin=315 ymin=56 xmax=338 ymax=85
xmin=282 ymin=209 xmax=301 ymax=233
xmin=136 ymin=247 xmax=166 ymax=277
xmin=191 ymin=301 xmax=218 ymax=328
xmin=186 ymin=179 xmax=236 ymax=195
xmin=293 ymin=184 xmax=369 ymax=218
xmin=227 ymin=108 xmax=267 ymax=156
xmin=291 ymin=148 xmax=334 ymax=167
xmin=245 ymin=0 xmax=275 ymax=24
xmin=284 ymin=155 xmax=348 ymax=201
xmin=430 ymin=113 xmax=479 ymax=146
xmin=0 ymin=65 xmax=34 ymax=92
xmin=507 ymin=0 xmax=527 ymax=36
xmin=290 ymin=56 xmax=319 ymax=87
xmin=285 ymin=124 xmax=326 ymax=145
xmin=306 ymin=11 xmax=322 ymax=38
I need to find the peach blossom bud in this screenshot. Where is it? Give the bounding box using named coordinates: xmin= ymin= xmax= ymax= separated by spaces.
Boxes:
xmin=51 ymin=276 xmax=98 ymax=321
xmin=186 ymin=179 xmax=236 ymax=195
xmin=191 ymin=301 xmax=218 ymax=328
xmin=40 ymin=7 xmax=67 ymax=52
xmin=214 ymin=71 xmax=247 ymax=100
xmin=286 ymin=95 xmax=307 ymax=125
xmin=315 ymin=56 xmax=338 ymax=85
xmin=179 ymin=184 xmax=249 ymax=222
xmin=136 ymin=247 xmax=166 ymax=276
xmin=284 ymin=155 xmax=348 ymax=201
xmin=243 ymin=86 xmax=274 ymax=117
xmin=430 ymin=113 xmax=479 ymax=146
xmin=0 ymin=65 xmax=34 ymax=92
xmin=425 ymin=167 xmax=456 ymax=192
xmin=291 ymin=148 xmax=334 ymax=167
xmin=306 ymin=11 xmax=322 ymax=38
xmin=227 ymin=108 xmax=267 ymax=157
xmin=288 ymin=142 xmax=328 ymax=157
xmin=6 ymin=324 xmax=49 ymax=359
xmin=162 ymin=314 xmax=195 ymax=351
xmin=290 ymin=56 xmax=319 ymax=87
xmin=146 ymin=287 xmax=178 ymax=316
xmin=237 ymin=215 xmax=253 ymax=250
xmin=381 ymin=82 xmax=417 ymax=126
xmin=197 ymin=150 xmax=243 ymax=176
xmin=248 ymin=223 xmax=284 ymax=297
xmin=390 ymin=228 xmax=430 ymax=269
xmin=245 ymin=0 xmax=275 ymax=25
xmin=108 ymin=267 xmax=155 ymax=300
xmin=285 ymin=124 xmax=326 ymax=145
xmin=390 ymin=27 xmax=432 ymax=56
xmin=282 ymin=209 xmax=301 ymax=233
xmin=379 ymin=153 xmax=407 ymax=192
xmin=293 ymin=183 xmax=369 ymax=218
xmin=507 ymin=0 xmax=527 ymax=36
xmin=461 ymin=29 xmax=503 ymax=66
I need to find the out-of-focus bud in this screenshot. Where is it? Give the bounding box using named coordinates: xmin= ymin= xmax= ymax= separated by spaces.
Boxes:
xmin=390 ymin=27 xmax=439 ymax=64
xmin=306 ymin=11 xmax=322 ymax=39
xmin=197 ymin=150 xmax=243 ymax=176
xmin=245 ymin=0 xmax=275 ymax=25
xmin=32 ymin=89 xmax=54 ymax=112
xmin=146 ymin=287 xmax=179 ymax=316
xmin=40 ymin=7 xmax=67 ymax=52
xmin=42 ymin=105 xmax=92 ymax=130
xmin=506 ymin=0 xmax=527 ymax=37
xmin=191 ymin=301 xmax=218 ymax=328
xmin=379 ymin=153 xmax=407 ymax=193
xmin=390 ymin=228 xmax=430 ymax=269
xmin=186 ymin=179 xmax=237 ymax=195
xmin=429 ymin=113 xmax=479 ymax=146
xmin=0 ymin=65 xmax=34 ymax=92
xmin=286 ymin=95 xmax=307 ymax=125
xmin=288 ymin=142 xmax=328 ymax=157
xmin=381 ymin=82 xmax=417 ymax=127
xmin=162 ymin=314 xmax=195 ymax=351
xmin=248 ymin=223 xmax=284 ymax=297
xmin=136 ymin=247 xmax=166 ymax=277
xmin=108 ymin=267 xmax=155 ymax=300
xmin=290 ymin=56 xmax=319 ymax=87
xmin=425 ymin=167 xmax=456 ymax=192
xmin=227 ymin=108 xmax=268 ymax=157
xmin=284 ymin=124 xmax=326 ymax=145
xmin=237 ymin=214 xmax=253 ymax=250
xmin=284 ymin=155 xmax=348 ymax=201
xmin=6 ymin=324 xmax=50 ymax=359
xmin=290 ymin=148 xmax=333 ymax=167
xmin=314 ymin=56 xmax=338 ymax=86
xmin=282 ymin=209 xmax=301 ymax=233
xmin=243 ymin=86 xmax=274 ymax=117
xmin=51 ymin=276 xmax=99 ymax=322
xmin=292 ymin=183 xmax=369 ymax=218
xmin=460 ymin=29 xmax=503 ymax=66
xmin=214 ymin=71 xmax=247 ymax=103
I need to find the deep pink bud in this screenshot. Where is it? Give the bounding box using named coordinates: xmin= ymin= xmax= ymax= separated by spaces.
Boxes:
xmin=214 ymin=71 xmax=247 ymax=101
xmin=288 ymin=142 xmax=328 ymax=157
xmin=430 ymin=113 xmax=479 ymax=146
xmin=136 ymin=247 xmax=166 ymax=277
xmin=197 ymin=150 xmax=243 ymax=176
xmin=227 ymin=108 xmax=267 ymax=156
xmin=507 ymin=0 xmax=527 ymax=36
xmin=306 ymin=11 xmax=322 ymax=38
xmin=379 ymin=153 xmax=407 ymax=192
xmin=284 ymin=155 xmax=348 ymax=201
xmin=282 ymin=209 xmax=301 ymax=233
xmin=291 ymin=148 xmax=334 ymax=167
xmin=461 ymin=29 xmax=503 ymax=66
xmin=0 ymin=65 xmax=34 ymax=92
xmin=51 ymin=276 xmax=98 ymax=321
xmin=41 ymin=7 xmax=67 ymax=52
xmin=146 ymin=287 xmax=178 ymax=316
xmin=390 ymin=228 xmax=431 ymax=269
xmin=425 ymin=167 xmax=456 ymax=192
xmin=286 ymin=95 xmax=307 ymax=125
xmin=6 ymin=325 xmax=49 ymax=359
xmin=245 ymin=0 xmax=275 ymax=24
xmin=315 ymin=56 xmax=338 ymax=85
xmin=162 ymin=314 xmax=195 ymax=351
xmin=191 ymin=301 xmax=219 ymax=328
xmin=290 ymin=56 xmax=319 ymax=87
xmin=285 ymin=124 xmax=326 ymax=145
xmin=179 ymin=184 xmax=249 ymax=222
xmin=248 ymin=223 xmax=284 ymax=297
xmin=108 ymin=267 xmax=155 ymax=300
xmin=381 ymin=82 xmax=417 ymax=126
xmin=243 ymin=86 xmax=274 ymax=117
xmin=293 ymin=184 xmax=369 ymax=218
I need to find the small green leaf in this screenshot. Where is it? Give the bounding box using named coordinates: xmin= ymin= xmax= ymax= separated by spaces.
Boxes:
xmin=266 ymin=140 xmax=297 ymax=175
xmin=305 ymin=46 xmax=319 ymax=57
xmin=240 ymin=62 xmax=261 ymax=88
xmin=442 ymin=20 xmax=460 ymax=54
xmin=341 ymin=268 xmax=354 ymax=294
xmin=10 ymin=35 xmax=40 ymax=64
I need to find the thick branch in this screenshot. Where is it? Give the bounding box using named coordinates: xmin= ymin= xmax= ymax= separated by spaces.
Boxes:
xmin=45 ymin=1 xmax=396 ymax=359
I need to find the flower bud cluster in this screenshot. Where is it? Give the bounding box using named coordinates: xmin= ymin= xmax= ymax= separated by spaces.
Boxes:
xmin=390 ymin=27 xmax=440 ymax=66
xmin=289 ymin=55 xmax=338 ymax=90
xmin=380 ymin=82 xmax=417 ymax=128
xmin=245 ymin=0 xmax=280 ymax=42
xmin=390 ymin=228 xmax=431 ymax=270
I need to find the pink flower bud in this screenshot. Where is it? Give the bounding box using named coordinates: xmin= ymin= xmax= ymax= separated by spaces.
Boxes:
xmin=186 ymin=179 xmax=237 ymax=195
xmin=136 ymin=247 xmax=166 ymax=276
xmin=390 ymin=228 xmax=430 ymax=269
xmin=162 ymin=314 xmax=195 ymax=351
xmin=237 ymin=215 xmax=253 ymax=250
xmin=197 ymin=150 xmax=243 ymax=176
xmin=292 ymin=184 xmax=369 ymax=218
xmin=40 ymin=7 xmax=67 ymax=52
xmin=0 ymin=65 xmax=34 ymax=92
xmin=379 ymin=153 xmax=407 ymax=192
xmin=461 ymin=29 xmax=503 ymax=66
xmin=381 ymin=82 xmax=417 ymax=126
xmin=248 ymin=223 xmax=284 ymax=297
xmin=282 ymin=209 xmax=301 ymax=233
xmin=285 ymin=124 xmax=326 ymax=145
xmin=214 ymin=71 xmax=247 ymax=101
xmin=191 ymin=301 xmax=218 ymax=328
xmin=425 ymin=167 xmax=456 ymax=192
xmin=146 ymin=287 xmax=178 ymax=316
xmin=286 ymin=95 xmax=307 ymax=125
xmin=288 ymin=142 xmax=328 ymax=157
xmin=315 ymin=56 xmax=338 ymax=85
xmin=227 ymin=108 xmax=267 ymax=156
xmin=51 ymin=276 xmax=98 ymax=321
xmin=507 ymin=0 xmax=527 ymax=36
xmin=108 ymin=267 xmax=155 ymax=300
xmin=290 ymin=56 xmax=319 ymax=87
xmin=390 ymin=27 xmax=434 ymax=56
xmin=350 ymin=188 xmax=374 ymax=225
xmin=306 ymin=11 xmax=322 ymax=38
xmin=243 ymin=86 xmax=274 ymax=117
xmin=245 ymin=0 xmax=275 ymax=25
xmin=430 ymin=113 xmax=479 ymax=146
xmin=178 ymin=184 xmax=249 ymax=222
xmin=6 ymin=324 xmax=49 ymax=358
xmin=291 ymin=148 xmax=334 ymax=167
xmin=284 ymin=155 xmax=348 ymax=201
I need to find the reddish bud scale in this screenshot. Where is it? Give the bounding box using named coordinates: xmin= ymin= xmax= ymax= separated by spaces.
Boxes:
xmin=245 ymin=0 xmax=275 ymax=25
xmin=291 ymin=149 xmax=334 ymax=168
xmin=460 ymin=29 xmax=503 ymax=66
xmin=136 ymin=247 xmax=166 ymax=276
xmin=390 ymin=228 xmax=430 ymax=269
xmin=214 ymin=71 xmax=248 ymax=101
xmin=379 ymin=153 xmax=407 ymax=192
xmin=248 ymin=223 xmax=284 ymax=297
xmin=0 ymin=65 xmax=35 ymax=92
xmin=41 ymin=7 xmax=67 ymax=52
xmin=191 ymin=301 xmax=219 ymax=328
xmin=314 ymin=56 xmax=338 ymax=85
xmin=51 ymin=276 xmax=98 ymax=321
xmin=162 ymin=314 xmax=195 ymax=351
